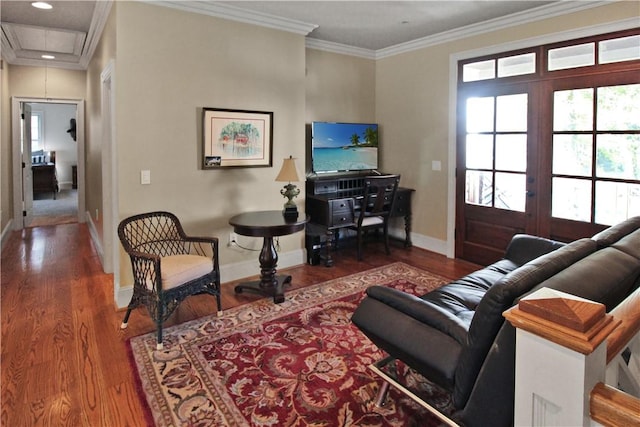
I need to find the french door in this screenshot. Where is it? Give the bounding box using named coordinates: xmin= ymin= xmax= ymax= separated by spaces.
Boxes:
xmin=540 ymin=72 xmax=640 ymax=242
xmin=456 ymin=74 xmax=640 ymax=265
xmin=456 ymin=83 xmax=540 ymax=265
xmin=455 ymin=29 xmax=640 ymax=264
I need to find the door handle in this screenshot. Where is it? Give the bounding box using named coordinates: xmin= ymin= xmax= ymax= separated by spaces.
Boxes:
xmin=526 ymin=190 xmax=535 ymax=197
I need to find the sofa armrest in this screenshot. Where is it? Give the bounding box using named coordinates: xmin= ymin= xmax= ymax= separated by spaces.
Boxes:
xmin=504 ymin=234 xmax=565 ymax=266
xmin=365 ymin=286 xmax=469 ymax=344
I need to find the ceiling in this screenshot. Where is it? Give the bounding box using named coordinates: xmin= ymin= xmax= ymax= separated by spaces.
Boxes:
xmin=2 ymin=0 xmax=603 ymax=70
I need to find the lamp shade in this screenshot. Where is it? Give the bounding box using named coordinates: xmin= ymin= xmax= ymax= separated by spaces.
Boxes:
xmin=275 ymin=156 xmax=300 ymax=182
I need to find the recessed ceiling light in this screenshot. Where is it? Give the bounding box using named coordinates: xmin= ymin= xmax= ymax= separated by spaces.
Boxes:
xmin=41 ymin=54 xmax=55 ymax=59
xmin=32 ymin=2 xmax=53 ymax=10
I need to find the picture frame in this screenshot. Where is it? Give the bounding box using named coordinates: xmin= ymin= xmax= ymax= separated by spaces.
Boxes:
xmin=203 ymin=108 xmax=273 ymax=168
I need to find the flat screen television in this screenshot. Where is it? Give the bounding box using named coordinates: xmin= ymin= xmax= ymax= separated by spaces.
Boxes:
xmin=311 ymin=122 xmax=378 ymax=173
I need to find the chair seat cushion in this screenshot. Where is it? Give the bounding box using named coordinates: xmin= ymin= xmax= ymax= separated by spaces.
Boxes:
xmin=149 ymin=254 xmax=213 ymax=290
xmin=361 ymin=216 xmax=384 ymax=227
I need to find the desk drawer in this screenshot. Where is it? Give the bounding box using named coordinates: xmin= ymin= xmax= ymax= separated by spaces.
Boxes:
xmin=329 ymin=198 xmax=354 ymax=227
xmin=392 ymin=189 xmax=413 ymax=217
xmin=314 ymin=181 xmax=338 ymax=194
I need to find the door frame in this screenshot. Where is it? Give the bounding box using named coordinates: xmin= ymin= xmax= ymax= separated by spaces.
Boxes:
xmin=446 ymin=18 xmax=639 ymax=259
xmin=12 ymin=97 xmax=86 ymax=229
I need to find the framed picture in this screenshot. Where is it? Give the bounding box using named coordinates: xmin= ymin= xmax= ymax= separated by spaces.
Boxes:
xmin=203 ymin=108 xmax=273 ymax=168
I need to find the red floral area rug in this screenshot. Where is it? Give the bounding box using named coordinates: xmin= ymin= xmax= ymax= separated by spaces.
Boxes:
xmin=128 ymin=262 xmax=454 ymax=426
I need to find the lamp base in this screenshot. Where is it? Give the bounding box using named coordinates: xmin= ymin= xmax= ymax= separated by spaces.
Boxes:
xmin=282 ymin=206 xmax=298 ymax=220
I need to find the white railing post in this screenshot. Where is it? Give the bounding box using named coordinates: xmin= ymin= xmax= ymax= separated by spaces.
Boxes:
xmin=504 ymin=287 xmax=620 ymax=427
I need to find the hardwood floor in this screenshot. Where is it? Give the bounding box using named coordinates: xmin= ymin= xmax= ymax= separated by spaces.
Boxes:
xmin=1 ymin=223 xmax=480 ymax=426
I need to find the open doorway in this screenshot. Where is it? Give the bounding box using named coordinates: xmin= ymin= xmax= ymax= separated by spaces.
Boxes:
xmin=12 ymin=97 xmax=85 ymax=230
xmin=28 ymin=102 xmax=79 ymax=227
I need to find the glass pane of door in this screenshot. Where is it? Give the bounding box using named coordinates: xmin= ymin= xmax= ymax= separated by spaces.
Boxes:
xmin=464 ymin=93 xmax=528 ymax=211
xmin=552 ymin=83 xmax=640 ymax=225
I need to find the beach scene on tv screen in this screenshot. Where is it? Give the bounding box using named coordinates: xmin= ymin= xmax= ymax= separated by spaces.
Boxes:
xmin=312 ymin=123 xmax=378 ymax=172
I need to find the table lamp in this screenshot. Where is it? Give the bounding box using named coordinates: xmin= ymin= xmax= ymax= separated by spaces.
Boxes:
xmin=275 ymin=156 xmax=301 ymax=219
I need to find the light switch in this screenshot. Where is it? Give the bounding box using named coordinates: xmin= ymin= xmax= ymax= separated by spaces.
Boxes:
xmin=432 ymin=160 xmax=442 ymax=171
xmin=141 ymin=170 xmax=151 ymax=185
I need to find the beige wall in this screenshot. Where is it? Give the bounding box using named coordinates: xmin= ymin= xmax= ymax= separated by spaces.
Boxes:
xmin=85 ymin=2 xmax=117 ymax=244
xmin=304 ymin=49 xmax=376 ymax=173
xmin=305 ymin=49 xmax=375 ymax=123
xmin=113 ymin=2 xmax=307 ymax=285
xmin=376 ymin=1 xmax=640 ymax=242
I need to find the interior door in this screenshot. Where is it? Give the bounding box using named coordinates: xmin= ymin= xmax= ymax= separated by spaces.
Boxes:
xmin=455 ymin=83 xmax=538 ymax=265
xmin=22 ymin=103 xmax=34 ymax=227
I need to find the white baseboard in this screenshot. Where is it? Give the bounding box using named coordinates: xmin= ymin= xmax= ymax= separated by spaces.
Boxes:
xmin=220 ymin=248 xmax=306 ymax=284
xmin=85 ymin=211 xmax=105 ymax=267
xmin=389 ymin=226 xmax=448 ymax=256
xmin=0 ymin=217 xmax=13 ymax=251
xmin=58 ymin=181 xmax=74 ymax=190
xmin=114 ymin=248 xmax=307 ymax=309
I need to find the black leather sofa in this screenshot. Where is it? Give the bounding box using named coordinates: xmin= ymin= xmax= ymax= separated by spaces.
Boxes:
xmin=351 ymin=216 xmax=640 ymax=426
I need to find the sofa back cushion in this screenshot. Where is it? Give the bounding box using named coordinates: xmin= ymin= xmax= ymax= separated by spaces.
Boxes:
xmin=592 ymin=216 xmax=640 ymax=248
xmin=527 ymin=232 xmax=640 ymax=311
xmin=453 ymin=238 xmax=598 ymax=408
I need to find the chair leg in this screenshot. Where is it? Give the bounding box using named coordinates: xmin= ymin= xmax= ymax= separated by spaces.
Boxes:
xmin=121 ymin=308 xmax=132 ymax=329
xmin=384 ymin=223 xmax=391 ymax=255
xmin=357 ymin=230 xmax=364 ymax=261
xmin=216 ymin=291 xmax=223 ymax=317
xmin=156 ymin=299 xmax=164 ymax=350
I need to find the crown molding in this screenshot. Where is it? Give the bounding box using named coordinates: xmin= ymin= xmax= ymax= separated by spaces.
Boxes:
xmin=152 ymin=0 xmax=318 ymax=35
xmin=375 ymin=1 xmax=612 ymax=59
xmin=304 ymin=38 xmax=376 ymax=60
xmin=80 ymin=0 xmax=113 ymax=69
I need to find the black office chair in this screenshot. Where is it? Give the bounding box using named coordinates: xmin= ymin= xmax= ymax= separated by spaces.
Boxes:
xmin=349 ymin=175 xmax=400 ymax=261
xmin=118 ymin=211 xmax=222 ymax=349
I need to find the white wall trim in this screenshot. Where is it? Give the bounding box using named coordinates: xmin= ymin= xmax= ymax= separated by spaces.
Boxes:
xmin=86 ymin=210 xmax=104 ymax=266
xmin=154 ymin=0 xmax=318 ymax=35
xmin=389 ymin=227 xmax=448 ymax=256
xmin=114 ymin=248 xmax=306 ymax=309
xmin=0 ymin=217 xmax=13 ymax=251
xmin=305 ymin=38 xmax=376 ymax=60
xmin=304 ymin=2 xmax=613 ymax=59
xmin=446 ymin=17 xmax=640 ymax=259
xmin=376 ymin=1 xmax=611 ymax=59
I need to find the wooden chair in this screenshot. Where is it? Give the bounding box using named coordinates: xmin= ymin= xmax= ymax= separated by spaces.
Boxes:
xmin=118 ymin=211 xmax=222 ymax=349
xmin=349 ymin=175 xmax=400 ymax=261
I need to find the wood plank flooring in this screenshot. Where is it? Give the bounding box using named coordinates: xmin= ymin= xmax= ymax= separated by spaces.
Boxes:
xmin=1 ymin=223 xmax=480 ymax=426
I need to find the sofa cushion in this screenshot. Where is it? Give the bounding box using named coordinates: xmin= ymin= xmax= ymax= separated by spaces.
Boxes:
xmin=592 ymin=216 xmax=640 ymax=248
xmin=526 ymin=246 xmax=640 ymax=311
xmin=611 ymin=228 xmax=640 ymax=260
xmin=144 ymin=254 xmax=213 ymax=290
xmin=452 ymin=237 xmax=598 ymax=408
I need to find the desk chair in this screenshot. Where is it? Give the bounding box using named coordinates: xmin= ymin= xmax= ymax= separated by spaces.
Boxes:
xmin=118 ymin=211 xmax=222 ymax=349
xmin=349 ymin=175 xmax=400 ymax=261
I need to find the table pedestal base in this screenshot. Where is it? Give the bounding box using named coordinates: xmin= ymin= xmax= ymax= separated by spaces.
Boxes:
xmin=234 ymin=275 xmax=292 ymax=304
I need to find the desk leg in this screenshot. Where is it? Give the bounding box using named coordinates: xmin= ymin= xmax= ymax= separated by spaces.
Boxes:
xmin=323 ymin=230 xmax=334 ymax=267
xmin=404 ymin=213 xmax=413 ymax=247
xmin=234 ymin=236 xmax=291 ymax=303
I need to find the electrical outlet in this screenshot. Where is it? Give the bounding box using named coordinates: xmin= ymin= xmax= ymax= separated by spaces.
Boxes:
xmin=228 ymin=232 xmax=238 ymax=247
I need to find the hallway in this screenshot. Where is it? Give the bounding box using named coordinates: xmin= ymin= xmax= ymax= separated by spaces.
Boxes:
xmin=0 ymin=223 xmax=147 ymax=425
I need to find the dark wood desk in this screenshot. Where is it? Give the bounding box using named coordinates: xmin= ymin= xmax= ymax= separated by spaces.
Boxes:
xmin=229 ymin=210 xmax=309 ymax=303
xmin=305 ymin=174 xmax=414 ymax=266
